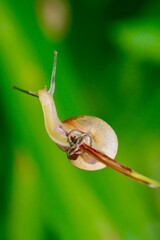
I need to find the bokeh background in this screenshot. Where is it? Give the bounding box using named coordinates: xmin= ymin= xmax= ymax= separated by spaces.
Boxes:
xmin=0 ymin=0 xmax=160 ymax=239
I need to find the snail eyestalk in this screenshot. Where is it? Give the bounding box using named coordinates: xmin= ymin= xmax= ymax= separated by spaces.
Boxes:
xmin=12 ymin=85 xmax=38 ymax=98
xmin=49 ymin=50 xmax=58 ymax=95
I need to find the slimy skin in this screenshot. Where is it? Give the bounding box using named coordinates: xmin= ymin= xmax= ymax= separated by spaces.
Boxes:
xmin=13 ymin=51 xmax=160 ymax=188
xmin=38 ymin=89 xmax=69 ymax=147
xmin=38 ymin=89 xmax=118 ymax=170
xmin=38 ymin=88 xmax=160 ymax=187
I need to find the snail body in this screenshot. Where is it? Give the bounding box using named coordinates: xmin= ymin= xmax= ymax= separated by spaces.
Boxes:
xmin=12 ymin=51 xmax=160 ymax=188
xmin=39 ymin=88 xmax=118 ymax=170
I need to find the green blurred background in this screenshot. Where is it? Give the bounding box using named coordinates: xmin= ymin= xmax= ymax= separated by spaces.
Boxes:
xmin=0 ymin=0 xmax=160 ymax=239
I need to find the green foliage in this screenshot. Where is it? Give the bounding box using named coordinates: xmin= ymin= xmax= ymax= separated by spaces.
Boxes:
xmin=0 ymin=0 xmax=160 ymax=239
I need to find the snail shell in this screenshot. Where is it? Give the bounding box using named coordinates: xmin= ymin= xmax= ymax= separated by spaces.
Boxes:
xmin=62 ymin=115 xmax=118 ymax=170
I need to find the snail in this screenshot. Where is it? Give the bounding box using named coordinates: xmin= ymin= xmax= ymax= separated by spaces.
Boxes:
xmin=13 ymin=51 xmax=160 ymax=188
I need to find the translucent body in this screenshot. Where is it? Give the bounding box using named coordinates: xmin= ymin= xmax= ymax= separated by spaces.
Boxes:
xmin=38 ymin=89 xmax=118 ymax=170
xmin=13 ymin=50 xmax=160 ymax=187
